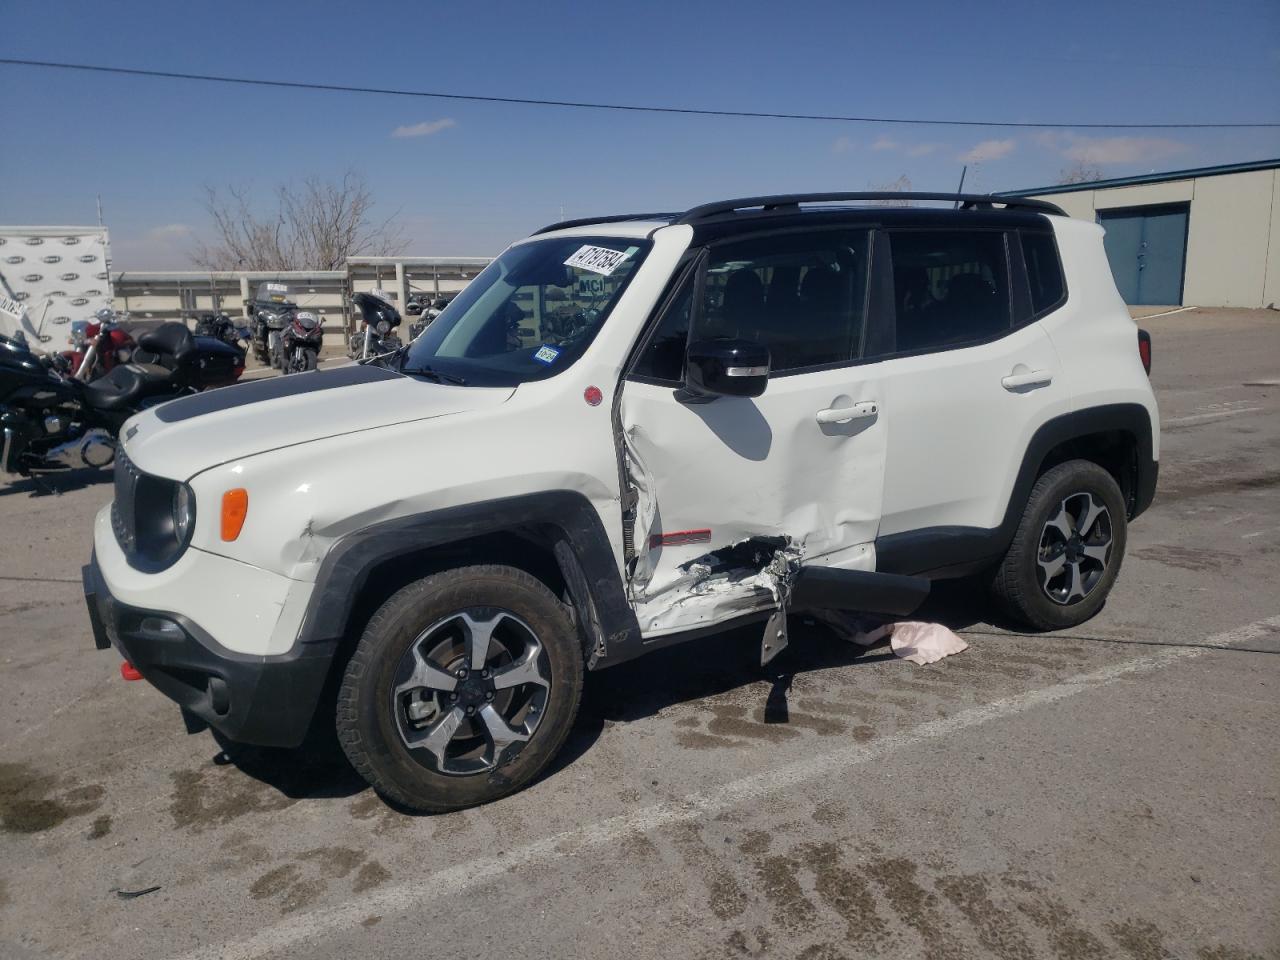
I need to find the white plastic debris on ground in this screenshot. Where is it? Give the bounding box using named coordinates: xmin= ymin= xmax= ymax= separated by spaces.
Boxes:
xmin=853 ymin=621 xmax=969 ymax=665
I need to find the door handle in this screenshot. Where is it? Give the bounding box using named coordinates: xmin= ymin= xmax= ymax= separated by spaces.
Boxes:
xmin=1001 ymin=369 xmax=1053 ymax=391
xmin=815 ymin=400 xmax=879 ymax=424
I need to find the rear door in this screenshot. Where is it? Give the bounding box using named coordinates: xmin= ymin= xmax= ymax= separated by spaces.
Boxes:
xmin=871 ymin=225 xmax=1072 ymax=575
xmin=620 ymin=226 xmax=888 ymax=636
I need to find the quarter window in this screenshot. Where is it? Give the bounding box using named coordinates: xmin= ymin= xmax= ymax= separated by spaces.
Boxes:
xmin=885 ymin=230 xmax=1011 ymax=353
xmin=1021 ymin=230 xmax=1066 ymax=316
xmin=694 ymin=230 xmax=870 ymax=374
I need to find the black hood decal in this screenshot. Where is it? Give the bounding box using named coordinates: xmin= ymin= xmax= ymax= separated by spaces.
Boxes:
xmin=154 ymin=364 xmax=402 ymax=423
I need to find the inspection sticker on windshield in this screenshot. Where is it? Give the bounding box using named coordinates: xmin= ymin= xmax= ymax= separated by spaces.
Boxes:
xmin=533 ymin=345 xmax=561 ymax=365
xmin=564 ymin=245 xmax=630 ymax=276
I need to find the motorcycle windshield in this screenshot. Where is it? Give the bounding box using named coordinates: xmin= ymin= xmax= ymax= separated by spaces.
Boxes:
xmin=401 ymin=235 xmax=650 ymax=387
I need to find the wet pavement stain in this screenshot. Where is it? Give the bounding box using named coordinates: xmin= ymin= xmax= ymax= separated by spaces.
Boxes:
xmin=1107 ymin=918 xmax=1173 ymax=960
xmin=347 ymin=792 xmax=408 ymax=835
xmin=298 ymin=846 xmax=364 ymax=879
xmin=0 ymin=762 xmax=105 ymax=834
xmin=0 ymin=878 xmax=9 ymax=909
xmin=1016 ymin=894 xmax=1109 ymax=960
xmin=935 ymin=873 xmax=1034 ymax=960
xmin=1135 ymin=544 xmax=1243 ymax=572
xmin=799 ymin=842 xmax=889 ymax=952
xmin=88 ymin=814 xmax=111 ymax=839
xmin=169 ymin=767 xmax=296 ymax=832
xmin=863 ymin=856 xmax=965 ymax=960
xmin=360 ymin=915 xmax=382 ymax=928
xmin=353 ymin=861 xmax=390 ymax=894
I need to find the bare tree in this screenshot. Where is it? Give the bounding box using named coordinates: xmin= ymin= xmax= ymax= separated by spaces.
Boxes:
xmin=867 ymin=174 xmax=913 ymax=206
xmin=1057 ymin=159 xmax=1105 ymax=185
xmin=195 ymin=170 xmax=406 ymax=271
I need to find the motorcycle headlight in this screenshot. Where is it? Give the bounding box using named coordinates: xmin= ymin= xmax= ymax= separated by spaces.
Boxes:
xmin=116 ymin=347 xmax=132 ymax=363
xmin=376 ymin=320 xmax=390 ymax=335
xmin=171 ymin=483 xmax=195 ymax=547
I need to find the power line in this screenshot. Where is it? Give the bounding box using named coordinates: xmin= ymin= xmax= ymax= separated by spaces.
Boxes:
xmin=3 ymin=58 xmax=1278 ymax=130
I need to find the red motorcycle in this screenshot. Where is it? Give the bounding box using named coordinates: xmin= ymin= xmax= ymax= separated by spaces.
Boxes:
xmin=60 ymin=309 xmax=136 ymax=381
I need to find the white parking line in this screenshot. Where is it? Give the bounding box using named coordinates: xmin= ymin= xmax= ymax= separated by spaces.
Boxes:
xmin=168 ymin=614 xmax=1280 ymax=960
xmin=1165 ymin=407 xmax=1263 ymax=427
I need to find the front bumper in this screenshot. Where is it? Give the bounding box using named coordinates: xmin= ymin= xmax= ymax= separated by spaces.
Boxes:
xmin=83 ymin=553 xmax=336 ymax=748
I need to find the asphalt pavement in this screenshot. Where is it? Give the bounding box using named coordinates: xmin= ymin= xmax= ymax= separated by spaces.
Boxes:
xmin=1 ymin=307 xmax=1277 ymax=960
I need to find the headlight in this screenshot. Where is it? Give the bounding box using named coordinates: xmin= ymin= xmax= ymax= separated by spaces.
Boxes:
xmin=171 ymin=483 xmax=195 ymax=547
xmin=116 ymin=347 xmax=132 ymax=363
xmin=376 ymin=320 xmax=390 ymax=335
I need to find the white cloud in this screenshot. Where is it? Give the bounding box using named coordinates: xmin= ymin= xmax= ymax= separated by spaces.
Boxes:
xmin=1035 ymin=132 xmax=1189 ymax=165
xmin=958 ymin=139 xmax=1017 ymax=164
xmin=832 ymin=135 xmax=855 ymax=154
xmin=871 ymin=135 xmax=900 ymax=152
xmin=905 ymin=142 xmax=940 ymax=157
xmin=391 ymin=118 xmax=457 ymax=139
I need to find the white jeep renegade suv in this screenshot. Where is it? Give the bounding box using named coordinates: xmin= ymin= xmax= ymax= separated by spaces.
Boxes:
xmin=85 ymin=192 xmax=1158 ymax=811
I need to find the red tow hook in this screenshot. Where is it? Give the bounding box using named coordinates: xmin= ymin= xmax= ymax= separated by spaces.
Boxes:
xmin=120 ymin=661 xmax=143 ymax=682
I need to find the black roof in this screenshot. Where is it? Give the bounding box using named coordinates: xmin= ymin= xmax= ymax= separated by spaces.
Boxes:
xmin=532 ymin=191 xmax=1064 ymax=240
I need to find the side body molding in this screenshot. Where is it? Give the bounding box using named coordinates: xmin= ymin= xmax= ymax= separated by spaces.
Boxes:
xmin=296 ymin=491 xmax=644 ymax=670
xmin=876 ymin=403 xmax=1158 ymax=579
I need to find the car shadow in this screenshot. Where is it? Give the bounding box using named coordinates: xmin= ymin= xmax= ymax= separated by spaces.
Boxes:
xmin=0 ymin=467 xmax=113 ymax=498
xmin=215 ymin=578 xmax=1004 ymax=813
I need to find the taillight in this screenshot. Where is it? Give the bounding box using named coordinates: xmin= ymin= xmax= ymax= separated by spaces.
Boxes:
xmin=1137 ymin=329 xmax=1152 ymax=375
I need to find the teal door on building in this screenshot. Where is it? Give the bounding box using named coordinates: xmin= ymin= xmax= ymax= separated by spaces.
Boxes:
xmin=1098 ymin=204 xmax=1190 ymax=306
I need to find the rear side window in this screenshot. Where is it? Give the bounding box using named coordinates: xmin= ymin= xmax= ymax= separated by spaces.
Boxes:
xmin=1021 ymin=230 xmax=1066 ymax=316
xmin=884 ymin=230 xmax=1011 ymax=354
xmin=695 ymin=229 xmax=870 ymax=374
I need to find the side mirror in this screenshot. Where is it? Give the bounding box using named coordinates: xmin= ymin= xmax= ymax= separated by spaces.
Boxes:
xmin=684 ymin=338 xmax=770 ymax=399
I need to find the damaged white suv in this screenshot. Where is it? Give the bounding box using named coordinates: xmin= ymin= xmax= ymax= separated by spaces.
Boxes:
xmin=85 ymin=192 xmax=1158 ymax=811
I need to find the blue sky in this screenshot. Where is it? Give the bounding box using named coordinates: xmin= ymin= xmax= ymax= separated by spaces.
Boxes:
xmin=3 ymin=0 xmax=1278 ymax=268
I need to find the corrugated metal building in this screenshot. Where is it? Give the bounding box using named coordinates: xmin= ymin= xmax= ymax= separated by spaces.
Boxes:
xmin=999 ymin=158 xmax=1280 ymax=308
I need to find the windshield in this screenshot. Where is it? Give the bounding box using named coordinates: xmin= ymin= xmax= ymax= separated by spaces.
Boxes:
xmin=402 ymin=235 xmax=650 ymax=386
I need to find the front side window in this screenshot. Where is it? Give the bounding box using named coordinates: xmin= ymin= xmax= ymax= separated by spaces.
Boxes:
xmin=886 ymin=230 xmax=1011 ymax=354
xmin=694 ymin=229 xmax=870 ymax=374
xmin=403 ymin=235 xmax=649 ymax=386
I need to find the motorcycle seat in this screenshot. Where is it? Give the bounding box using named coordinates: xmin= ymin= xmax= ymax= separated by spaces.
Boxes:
xmin=137 ymin=322 xmax=196 ymax=363
xmin=82 ymin=363 xmax=173 ymax=412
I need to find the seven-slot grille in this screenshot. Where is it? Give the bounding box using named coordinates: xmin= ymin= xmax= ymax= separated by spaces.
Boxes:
xmin=110 ymin=443 xmax=140 ymax=555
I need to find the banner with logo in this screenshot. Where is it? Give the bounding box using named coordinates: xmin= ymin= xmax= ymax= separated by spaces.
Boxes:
xmin=0 ymin=227 xmax=114 ymax=349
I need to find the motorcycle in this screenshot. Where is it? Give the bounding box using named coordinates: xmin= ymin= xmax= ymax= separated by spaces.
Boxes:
xmin=194 ymin=311 xmax=250 ymax=349
xmin=349 ymin=291 xmax=402 ymax=360
xmin=1 ymin=322 xmax=244 ymax=480
xmin=59 ymin=308 xmax=136 ymax=382
xmin=280 ymin=310 xmax=323 ymax=374
xmin=245 ymin=282 xmax=298 ymax=369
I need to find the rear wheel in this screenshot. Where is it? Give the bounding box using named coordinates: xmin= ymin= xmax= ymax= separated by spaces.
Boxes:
xmin=990 ymin=460 xmax=1127 ymax=631
xmin=336 ymin=565 xmax=583 ymax=812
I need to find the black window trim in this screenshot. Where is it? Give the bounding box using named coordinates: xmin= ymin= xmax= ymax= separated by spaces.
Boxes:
xmin=625 ymin=222 xmax=879 ymax=385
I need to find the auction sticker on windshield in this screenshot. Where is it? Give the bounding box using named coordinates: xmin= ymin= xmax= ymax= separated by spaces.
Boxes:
xmin=564 ymin=245 xmax=631 ymax=276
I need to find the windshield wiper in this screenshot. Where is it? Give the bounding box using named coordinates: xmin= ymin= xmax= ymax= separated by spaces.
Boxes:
xmin=402 ymin=364 xmax=468 ymax=385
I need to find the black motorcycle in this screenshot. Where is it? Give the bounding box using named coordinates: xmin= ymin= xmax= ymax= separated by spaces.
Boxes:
xmin=245 ymin=282 xmax=298 ymax=369
xmin=349 ymin=292 xmax=402 ymax=360
xmin=280 ymin=311 xmax=323 ymax=374
xmin=1 ymin=323 xmax=243 ymax=480
xmin=194 ymin=312 xmax=250 ymax=349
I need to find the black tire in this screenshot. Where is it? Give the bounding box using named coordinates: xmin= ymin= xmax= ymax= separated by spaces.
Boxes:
xmin=336 ymin=565 xmax=583 ymax=813
xmin=990 ymin=459 xmax=1128 ymax=631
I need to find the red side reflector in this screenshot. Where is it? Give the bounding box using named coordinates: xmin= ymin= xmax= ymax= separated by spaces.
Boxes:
xmin=121 ymin=661 xmax=143 ymax=681
xmin=649 ymin=529 xmax=712 ymax=550
xmin=1137 ymin=329 xmax=1152 ymax=375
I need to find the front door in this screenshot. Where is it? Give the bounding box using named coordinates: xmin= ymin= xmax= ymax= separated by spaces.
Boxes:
xmin=620 ymin=227 xmax=887 ymax=637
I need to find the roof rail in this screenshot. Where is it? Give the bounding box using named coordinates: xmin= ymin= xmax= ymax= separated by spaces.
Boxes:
xmin=674 ymin=192 xmax=1065 ymax=222
xmin=531 ymin=212 xmax=678 ymax=236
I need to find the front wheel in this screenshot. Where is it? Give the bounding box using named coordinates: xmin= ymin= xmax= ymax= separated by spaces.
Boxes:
xmin=990 ymin=460 xmax=1128 ymax=631
xmin=336 ymin=565 xmax=584 ymax=812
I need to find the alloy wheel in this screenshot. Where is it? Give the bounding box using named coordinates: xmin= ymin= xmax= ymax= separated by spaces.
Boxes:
xmin=1036 ymin=491 xmax=1113 ymax=605
xmin=390 ymin=608 xmax=551 ymax=776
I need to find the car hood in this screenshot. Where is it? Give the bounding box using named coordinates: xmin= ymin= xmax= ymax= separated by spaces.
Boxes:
xmin=121 ymin=364 xmax=514 ymax=480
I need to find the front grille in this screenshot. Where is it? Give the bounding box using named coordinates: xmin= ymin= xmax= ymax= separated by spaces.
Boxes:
xmin=111 ymin=444 xmax=139 ymax=556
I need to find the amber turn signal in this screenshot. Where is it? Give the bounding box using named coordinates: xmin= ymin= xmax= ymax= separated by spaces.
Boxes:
xmin=221 ymin=488 xmax=249 ymax=541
